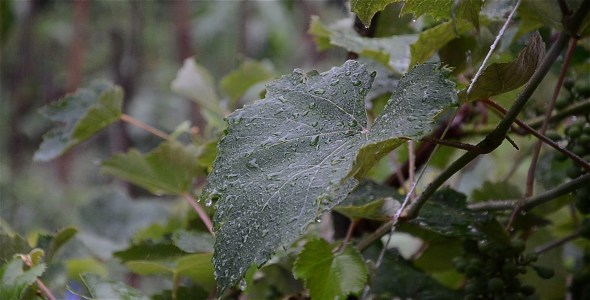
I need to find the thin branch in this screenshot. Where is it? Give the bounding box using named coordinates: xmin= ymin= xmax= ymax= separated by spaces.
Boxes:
xmin=557 ymin=0 xmax=572 ymax=16
xmin=19 ymin=255 xmax=57 ymax=300
xmin=120 ymin=114 xmax=172 ymax=141
xmin=468 ymin=173 xmax=590 ymax=211
xmin=467 ymin=0 xmax=522 ymax=95
xmin=482 ymin=98 xmax=590 ymax=172
xmin=526 ymin=38 xmax=578 ymax=197
xmin=182 ymin=193 xmax=214 ymax=236
xmin=420 ymin=136 xmax=482 ymax=152
xmin=526 ymin=98 xmax=590 ymax=128
xmin=337 ymin=219 xmax=358 ymax=252
xmin=535 ymin=229 xmax=581 ymax=255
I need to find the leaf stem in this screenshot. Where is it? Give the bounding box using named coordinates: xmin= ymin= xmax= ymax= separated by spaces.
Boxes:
xmin=468 ymin=174 xmax=590 ymax=211
xmin=420 ymin=136 xmax=482 ymax=152
xmin=482 ymin=98 xmax=590 ymax=172
xmin=535 ymin=229 xmax=581 ymax=255
xmin=19 ymin=255 xmax=56 ymax=300
xmin=120 ymin=114 xmax=172 ymax=141
xmin=182 ymin=193 xmax=215 ymax=236
xmin=526 ymin=38 xmax=578 ymax=197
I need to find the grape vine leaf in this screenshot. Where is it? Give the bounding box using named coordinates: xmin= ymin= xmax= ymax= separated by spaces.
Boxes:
xmin=34 ymin=81 xmax=123 ymax=162
xmin=80 ymin=273 xmax=149 ymax=300
xmin=350 ymin=0 xmax=398 ymax=27
xmin=334 ymin=180 xmax=401 ymax=221
xmin=220 ymin=59 xmax=275 ymax=105
xmin=101 ymin=141 xmax=202 ymax=195
xmin=203 ymin=60 xmax=457 ymax=293
xmin=293 ymin=239 xmax=367 ymax=299
xmin=460 ymin=32 xmax=545 ymax=102
xmin=0 ymin=234 xmax=31 ymax=263
xmin=0 ymin=258 xmax=46 ymax=300
xmin=396 ymin=0 xmax=483 ymax=29
xmin=35 ymin=227 xmax=77 ymax=262
xmin=171 ymin=58 xmax=224 ymax=116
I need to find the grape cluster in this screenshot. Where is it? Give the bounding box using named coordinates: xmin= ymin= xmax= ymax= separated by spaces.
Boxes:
xmin=453 ymin=239 xmax=553 ymax=300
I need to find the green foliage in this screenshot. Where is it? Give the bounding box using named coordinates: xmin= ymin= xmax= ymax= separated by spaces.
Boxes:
xmin=0 ymin=257 xmax=46 ymax=300
xmin=204 ymin=60 xmax=456 ymax=293
xmin=219 ymin=59 xmax=276 ymax=106
xmin=0 ymin=234 xmax=31 ymax=263
xmin=350 ymin=0 xmax=399 ymax=27
xmin=34 ymin=81 xmax=123 ymax=161
xmin=35 ymin=227 xmax=77 ymax=262
xmin=410 ymin=20 xmax=473 ymax=67
xmin=101 ymin=141 xmax=203 ymax=195
xmin=293 ymin=239 xmax=368 ymax=299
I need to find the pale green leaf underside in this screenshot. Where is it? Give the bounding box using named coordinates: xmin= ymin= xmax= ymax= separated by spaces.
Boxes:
xmin=100 ymin=141 xmax=202 ymax=195
xmin=204 ymin=60 xmax=456 ymax=293
xmin=34 ymin=81 xmax=123 ymax=162
xmin=0 ymin=258 xmax=46 ymax=300
xmin=293 ymin=239 xmax=368 ymax=299
xmin=460 ymin=32 xmax=545 ymax=102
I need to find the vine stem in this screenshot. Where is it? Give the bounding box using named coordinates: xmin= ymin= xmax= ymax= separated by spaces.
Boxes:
xmin=468 ymin=174 xmax=590 ymax=211
xmin=526 ymin=38 xmax=578 ymax=197
xmin=466 ymin=0 xmax=522 ymax=95
xmin=535 ymin=228 xmax=582 ymax=255
xmin=182 ymin=193 xmax=214 ymax=236
xmin=354 ymin=0 xmax=590 ymax=250
xmin=120 ymin=114 xmax=172 ymax=141
xmin=482 ymin=98 xmax=590 ymax=172
xmin=19 ymin=255 xmax=56 ymax=300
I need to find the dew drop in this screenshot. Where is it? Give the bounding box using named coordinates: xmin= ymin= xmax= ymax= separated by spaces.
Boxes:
xmin=308 ymin=102 xmax=316 ymax=109
xmin=279 ymin=96 xmax=287 ymax=103
xmin=239 ymin=279 xmax=247 ymax=291
xmin=311 ymin=121 xmax=319 ymax=127
xmin=313 ymin=88 xmax=326 ymax=95
xmin=309 ymin=135 xmax=320 ymax=147
xmin=205 ymin=198 xmax=213 ymax=207
xmin=370 ymin=71 xmax=377 ymax=78
xmin=352 ymin=80 xmax=362 ymax=86
xmin=246 ymin=158 xmax=259 ymax=169
xmin=348 ymin=120 xmax=358 ymax=127
xmin=330 ymin=79 xmax=340 ymax=86
xmin=315 ymin=217 xmax=322 ymax=223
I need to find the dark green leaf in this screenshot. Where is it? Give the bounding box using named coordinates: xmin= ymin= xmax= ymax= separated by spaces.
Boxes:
xmin=0 ymin=258 xmax=46 ymax=300
xmin=0 ymin=234 xmax=31 ymax=263
xmin=114 ymin=242 xmax=187 ymax=262
xmin=125 ymin=261 xmax=172 ymax=276
xmin=101 ymin=141 xmax=202 ymax=195
xmin=293 ymin=239 xmax=367 ymax=300
xmin=410 ymin=20 xmax=474 ymax=67
xmin=350 ymin=0 xmax=399 ymax=27
xmin=34 ymin=81 xmax=123 ymax=161
xmin=364 ymin=246 xmax=461 ymax=299
xmin=204 ymin=61 xmax=456 ymax=293
xmin=460 ymin=32 xmax=545 ymax=102
xmin=176 ymin=253 xmax=215 ymax=291
xmin=80 ymin=273 xmax=148 ymax=300
xmin=471 ymin=181 xmax=522 ymax=202
xmin=172 ymin=230 xmax=215 ymax=253
xmin=151 ymin=286 xmax=209 ymax=300
xmin=412 ymin=188 xmax=490 ymax=238
xmin=37 ymin=227 xmax=77 ymax=262
xmin=398 ymin=0 xmax=483 ymax=29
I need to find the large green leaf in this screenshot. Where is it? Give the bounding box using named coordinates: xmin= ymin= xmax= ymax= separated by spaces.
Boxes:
xmin=350 ymin=0 xmax=399 ymax=27
xmin=460 ymin=32 xmax=545 ymax=102
xmin=309 ymin=16 xmax=418 ymax=74
xmin=0 ymin=258 xmax=46 ymax=300
xmin=80 ymin=273 xmax=148 ymax=300
xmin=203 ymin=60 xmax=456 ymax=293
xmin=34 ymin=81 xmax=123 ymax=161
xmin=399 ymin=0 xmax=483 ymax=29
xmin=293 ymin=239 xmax=367 ymax=299
xmin=101 ymin=141 xmax=202 ymax=195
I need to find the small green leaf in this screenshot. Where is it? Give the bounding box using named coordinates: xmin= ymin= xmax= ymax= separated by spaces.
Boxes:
xmin=114 ymin=242 xmax=187 ymax=262
xmin=205 ymin=61 xmax=456 ymax=293
xmin=126 ymin=261 xmax=173 ymax=276
xmin=471 ymin=181 xmax=522 ymax=202
xmin=0 ymin=234 xmax=31 ymax=263
xmin=334 ymin=180 xmax=401 ymax=220
xmin=176 ymin=253 xmax=215 ymax=291
xmin=34 ymin=81 xmax=123 ymax=161
xmin=350 ymin=0 xmax=399 ymax=27
xmin=172 ymin=230 xmax=215 ymax=253
xmin=364 ymin=246 xmax=461 ymax=299
xmin=101 ymin=141 xmax=202 ymax=195
xmin=293 ymin=239 xmax=367 ymax=300
xmin=80 ymin=273 xmax=149 ymax=300
xmin=37 ymin=227 xmax=77 ymax=262
xmin=0 ymin=258 xmax=46 ymax=300
xmin=220 ymin=60 xmax=275 ymax=105
xmin=410 ymin=20 xmax=474 ymax=67
xmin=460 ymin=32 xmax=545 ymax=102
xmin=171 ymin=58 xmax=224 ymax=116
